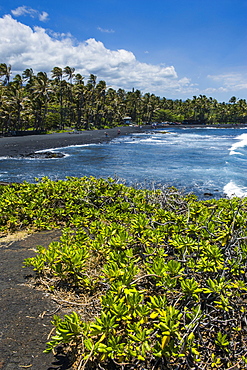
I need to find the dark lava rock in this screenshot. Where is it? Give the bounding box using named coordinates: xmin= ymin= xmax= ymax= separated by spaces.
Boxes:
xmin=23 ymin=151 xmax=65 ymax=159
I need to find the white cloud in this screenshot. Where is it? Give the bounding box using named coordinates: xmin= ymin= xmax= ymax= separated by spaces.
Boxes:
xmin=0 ymin=15 xmax=192 ymax=95
xmin=11 ymin=6 xmax=49 ymax=22
xmin=47 ymin=30 xmax=73 ymax=39
xmin=39 ymin=11 xmax=49 ymax=22
xmin=97 ymin=27 xmax=115 ymax=33
xmin=207 ymin=73 xmax=247 ymax=92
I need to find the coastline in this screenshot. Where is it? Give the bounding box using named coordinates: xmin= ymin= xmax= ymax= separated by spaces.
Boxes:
xmin=157 ymin=123 xmax=247 ymax=129
xmin=1 ymin=124 xmax=246 ymax=157
xmin=0 ymin=126 xmax=149 ymax=157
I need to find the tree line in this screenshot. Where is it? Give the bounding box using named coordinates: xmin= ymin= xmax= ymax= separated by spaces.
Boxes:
xmin=0 ymin=63 xmax=246 ymax=135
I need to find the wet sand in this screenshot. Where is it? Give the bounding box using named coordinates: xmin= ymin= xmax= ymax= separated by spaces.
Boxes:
xmin=0 ymin=126 xmax=149 ymax=157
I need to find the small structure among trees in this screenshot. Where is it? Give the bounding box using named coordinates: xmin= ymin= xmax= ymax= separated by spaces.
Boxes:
xmin=123 ymin=116 xmax=132 ymax=125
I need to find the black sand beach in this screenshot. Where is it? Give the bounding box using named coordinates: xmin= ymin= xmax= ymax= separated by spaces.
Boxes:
xmin=0 ymin=230 xmax=71 ymax=370
xmin=0 ymin=126 xmax=147 ymax=157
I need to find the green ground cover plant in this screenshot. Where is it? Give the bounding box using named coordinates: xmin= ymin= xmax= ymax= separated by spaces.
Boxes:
xmin=1 ymin=177 xmax=247 ymax=369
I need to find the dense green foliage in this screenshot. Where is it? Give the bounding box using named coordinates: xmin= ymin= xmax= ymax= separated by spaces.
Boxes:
xmin=0 ymin=63 xmax=247 ymax=134
xmin=1 ymin=177 xmax=247 ymax=369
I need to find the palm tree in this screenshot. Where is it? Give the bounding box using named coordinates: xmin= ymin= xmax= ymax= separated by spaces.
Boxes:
xmin=0 ymin=63 xmax=11 ymax=85
xmin=229 ymin=96 xmax=237 ymax=104
xmin=22 ymin=68 xmax=34 ymax=87
xmin=73 ymin=74 xmax=85 ymax=129
xmin=7 ymin=75 xmax=26 ymax=130
xmin=51 ymin=67 xmax=64 ymax=129
xmin=87 ymin=74 xmax=97 ymax=89
xmin=94 ymin=80 xmax=107 ymax=127
xmin=63 ymin=67 xmax=76 ymax=125
xmin=74 ymin=73 xmax=84 ymax=85
xmin=51 ymin=66 xmax=63 ymax=82
xmin=84 ymin=74 xmax=97 ymax=129
xmin=142 ymin=93 xmax=161 ymax=123
xmin=237 ymin=99 xmax=247 ymax=123
xmin=126 ymin=89 xmax=142 ymax=124
xmin=0 ymin=78 xmax=27 ymax=133
xmin=0 ymin=85 xmax=14 ymax=133
xmin=63 ymin=66 xmax=75 ymax=84
xmin=31 ymin=72 xmax=52 ymax=130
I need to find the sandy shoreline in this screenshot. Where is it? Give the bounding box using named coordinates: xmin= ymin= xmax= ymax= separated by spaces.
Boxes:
xmin=0 ymin=126 xmax=149 ymax=157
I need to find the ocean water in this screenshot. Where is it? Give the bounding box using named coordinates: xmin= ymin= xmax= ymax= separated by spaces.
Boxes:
xmin=0 ymin=127 xmax=247 ymax=199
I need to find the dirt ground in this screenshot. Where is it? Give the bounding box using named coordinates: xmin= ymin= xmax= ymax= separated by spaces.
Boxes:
xmin=0 ymin=230 xmax=73 ymax=370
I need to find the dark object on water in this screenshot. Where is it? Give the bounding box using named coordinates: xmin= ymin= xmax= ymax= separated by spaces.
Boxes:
xmin=23 ymin=151 xmax=65 ymax=159
xmin=204 ymin=192 xmax=213 ymax=197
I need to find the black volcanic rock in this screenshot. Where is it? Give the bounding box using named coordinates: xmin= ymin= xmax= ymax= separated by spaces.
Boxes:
xmin=23 ymin=151 xmax=65 ymax=159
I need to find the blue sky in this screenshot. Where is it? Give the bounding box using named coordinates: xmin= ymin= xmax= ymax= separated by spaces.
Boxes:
xmin=0 ymin=0 xmax=246 ymax=101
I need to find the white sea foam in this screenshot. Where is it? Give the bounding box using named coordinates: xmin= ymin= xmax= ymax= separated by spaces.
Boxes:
xmin=64 ymin=143 xmax=97 ymax=149
xmin=223 ymin=181 xmax=247 ymax=198
xmin=36 ymin=148 xmax=56 ymax=153
xmin=229 ymin=133 xmax=247 ymax=155
xmin=35 ymin=147 xmax=70 ymax=152
xmin=34 ymin=148 xmax=70 ymax=158
xmin=35 ymin=145 xmax=91 ymax=153
xmin=230 ymin=150 xmax=243 ymax=156
xmin=122 ymin=137 xmax=163 ymax=145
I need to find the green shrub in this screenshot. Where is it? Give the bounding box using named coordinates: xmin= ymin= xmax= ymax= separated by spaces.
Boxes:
xmin=1 ymin=177 xmax=246 ymax=369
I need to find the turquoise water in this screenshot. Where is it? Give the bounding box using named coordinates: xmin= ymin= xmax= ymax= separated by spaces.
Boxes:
xmin=0 ymin=127 xmax=247 ymax=199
